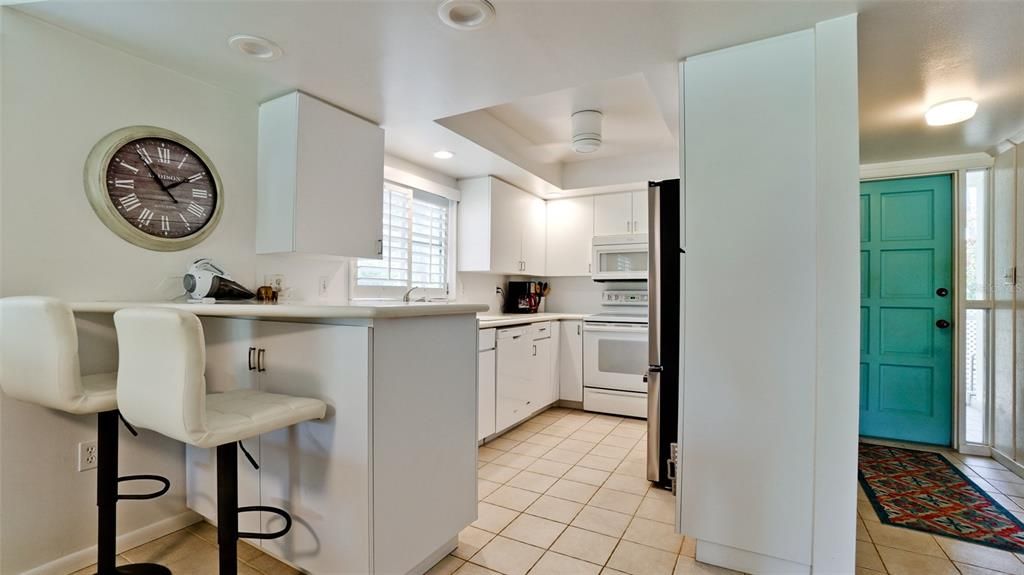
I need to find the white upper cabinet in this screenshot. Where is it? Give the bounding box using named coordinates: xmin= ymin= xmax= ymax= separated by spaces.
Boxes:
xmin=594 ymin=191 xmax=648 ymax=236
xmin=458 ymin=176 xmax=546 ymax=275
xmin=256 ymin=91 xmax=384 ymax=258
xmin=631 ymin=190 xmax=649 ymax=234
xmin=546 ymin=196 xmax=594 ymax=276
xmin=594 ymin=192 xmax=633 ymax=236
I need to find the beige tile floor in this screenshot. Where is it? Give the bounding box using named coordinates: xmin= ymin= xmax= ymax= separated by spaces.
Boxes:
xmin=67 ymin=408 xmax=1024 ymax=575
xmin=426 ymin=407 xmax=737 ymax=575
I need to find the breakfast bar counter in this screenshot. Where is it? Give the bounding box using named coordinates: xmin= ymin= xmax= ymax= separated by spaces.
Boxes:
xmin=72 ymin=301 xmax=486 ymax=575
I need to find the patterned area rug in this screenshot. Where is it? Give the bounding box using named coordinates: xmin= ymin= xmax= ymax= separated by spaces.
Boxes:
xmin=858 ymin=443 xmax=1024 ymax=553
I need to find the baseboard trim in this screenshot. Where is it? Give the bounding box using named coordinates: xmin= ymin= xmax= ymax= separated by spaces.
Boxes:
xmin=696 ymin=539 xmax=810 ymax=575
xmin=22 ymin=510 xmax=202 ymax=575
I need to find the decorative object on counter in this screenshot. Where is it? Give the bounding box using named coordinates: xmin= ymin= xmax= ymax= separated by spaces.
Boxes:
xmin=256 ymin=285 xmax=278 ymax=304
xmin=183 ymin=258 xmax=255 ymax=302
xmin=84 ymin=125 xmax=223 ymax=251
xmin=502 ymin=280 xmax=549 ymax=314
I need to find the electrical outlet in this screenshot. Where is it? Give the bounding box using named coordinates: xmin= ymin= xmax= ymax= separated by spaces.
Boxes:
xmin=78 ymin=440 xmax=98 ymax=472
xmin=264 ymin=274 xmax=285 ymax=291
xmin=318 ymin=276 xmax=330 ymax=298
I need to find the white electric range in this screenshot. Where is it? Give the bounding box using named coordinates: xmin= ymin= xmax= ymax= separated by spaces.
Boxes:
xmin=583 ymin=291 xmax=649 ymax=418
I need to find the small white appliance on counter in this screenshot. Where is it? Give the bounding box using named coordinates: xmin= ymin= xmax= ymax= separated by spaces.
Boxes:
xmin=591 ymin=234 xmax=649 ymax=281
xmin=182 ymin=258 xmax=255 ymax=301
xmin=583 ymin=289 xmax=649 ymax=418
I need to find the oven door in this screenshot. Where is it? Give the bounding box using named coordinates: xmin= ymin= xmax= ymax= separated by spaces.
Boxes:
xmin=583 ymin=322 xmax=649 ymax=393
xmin=592 ymin=243 xmax=649 ymax=281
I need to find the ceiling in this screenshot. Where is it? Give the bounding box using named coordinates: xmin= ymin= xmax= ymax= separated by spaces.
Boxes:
xmin=9 ymin=0 xmax=1024 ymax=194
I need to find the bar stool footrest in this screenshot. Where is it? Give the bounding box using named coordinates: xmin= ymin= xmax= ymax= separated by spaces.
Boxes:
xmin=117 ymin=475 xmax=171 ymax=501
xmin=237 ymin=506 xmax=292 ymax=540
xmin=92 ymin=562 xmax=172 ymax=575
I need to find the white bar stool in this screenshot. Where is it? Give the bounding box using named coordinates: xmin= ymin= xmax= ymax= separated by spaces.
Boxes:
xmin=0 ymin=297 xmax=171 ymax=575
xmin=112 ymin=308 xmax=327 ymax=575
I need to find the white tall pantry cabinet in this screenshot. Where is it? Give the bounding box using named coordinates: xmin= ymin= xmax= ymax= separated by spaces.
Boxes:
xmin=680 ymin=16 xmax=859 ymax=574
xmin=255 ymin=91 xmax=384 ymax=258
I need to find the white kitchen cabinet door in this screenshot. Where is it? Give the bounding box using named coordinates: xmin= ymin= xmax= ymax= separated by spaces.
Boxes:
xmin=594 ymin=192 xmax=633 ymax=236
xmin=631 ymin=190 xmax=649 ymax=234
xmin=492 ymin=178 xmax=527 ymax=274
xmin=531 ymin=337 xmax=552 ymax=415
xmin=496 ymin=327 xmax=533 ymax=431
xmin=479 ymin=346 xmax=496 ymax=441
xmin=546 ymin=197 xmax=594 ymax=276
xmin=522 ymin=194 xmax=547 ymax=275
xmin=548 ymin=322 xmax=561 ymax=405
xmin=558 ymin=320 xmax=584 ymax=402
xmin=255 ymin=321 xmax=373 ymax=574
xmin=186 ymin=318 xmax=260 ymax=535
xmin=257 ymin=91 xmax=384 ymax=258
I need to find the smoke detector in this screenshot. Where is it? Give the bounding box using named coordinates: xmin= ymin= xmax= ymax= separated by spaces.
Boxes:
xmin=438 ymin=0 xmax=496 ymax=30
xmin=571 ymin=110 xmax=603 ymax=154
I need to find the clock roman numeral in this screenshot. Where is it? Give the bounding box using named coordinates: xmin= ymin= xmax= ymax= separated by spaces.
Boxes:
xmin=138 ymin=208 xmax=154 ymax=227
xmin=160 ymin=215 xmax=170 ymax=234
xmin=135 ymin=145 xmax=153 ymax=165
xmin=177 ymin=153 xmax=190 ymax=169
xmin=111 ymin=179 xmax=134 ymax=189
xmin=116 ymin=159 xmax=139 ymax=173
xmin=178 ymin=213 xmax=192 ymax=231
xmin=157 ymin=145 xmax=171 ymax=164
xmin=186 ymin=202 xmax=206 ymax=218
xmin=119 ymin=193 xmax=142 ymax=212
xmin=192 ymin=189 xmax=208 ymax=199
xmin=187 ymin=173 xmax=203 ymax=183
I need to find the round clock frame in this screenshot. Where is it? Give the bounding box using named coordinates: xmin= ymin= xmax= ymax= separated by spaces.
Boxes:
xmin=84 ymin=125 xmax=224 ymax=252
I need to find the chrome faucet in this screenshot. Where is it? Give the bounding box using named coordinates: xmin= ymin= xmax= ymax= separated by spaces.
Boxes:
xmin=403 ymin=286 xmax=420 ymax=303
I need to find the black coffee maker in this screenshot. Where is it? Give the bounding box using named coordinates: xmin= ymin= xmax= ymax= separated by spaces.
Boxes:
xmin=503 ymin=281 xmax=547 ymax=313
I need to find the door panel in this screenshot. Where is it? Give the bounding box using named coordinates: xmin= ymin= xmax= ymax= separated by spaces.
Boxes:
xmin=860 ymin=175 xmax=953 ymax=445
xmin=594 ymin=192 xmax=632 ymax=235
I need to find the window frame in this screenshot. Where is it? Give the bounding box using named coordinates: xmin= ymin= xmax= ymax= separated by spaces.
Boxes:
xmin=350 ymin=180 xmax=457 ymax=301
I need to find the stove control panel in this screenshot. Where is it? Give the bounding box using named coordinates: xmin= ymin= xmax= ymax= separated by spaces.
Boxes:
xmin=601 ymin=290 xmax=649 ymax=306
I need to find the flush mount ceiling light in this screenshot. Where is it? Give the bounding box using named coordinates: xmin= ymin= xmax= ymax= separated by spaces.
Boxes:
xmin=571 ymin=109 xmax=603 ymax=154
xmin=438 ymin=0 xmax=496 ymax=30
xmin=925 ymin=98 xmax=978 ymax=126
xmin=433 ymin=150 xmax=455 ymax=159
xmin=228 ymin=34 xmax=283 ymax=60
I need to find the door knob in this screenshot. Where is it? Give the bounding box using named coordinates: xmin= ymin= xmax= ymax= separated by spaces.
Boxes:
xmin=936 ymin=319 xmax=951 ymax=329
xmin=936 ymin=288 xmax=949 ymax=297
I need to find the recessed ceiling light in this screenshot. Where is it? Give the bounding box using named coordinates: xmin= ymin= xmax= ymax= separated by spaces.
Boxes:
xmin=228 ymin=35 xmax=283 ymax=61
xmin=925 ymin=98 xmax=978 ymax=126
xmin=433 ymin=150 xmax=455 ymax=160
xmin=437 ymin=0 xmax=496 ymax=30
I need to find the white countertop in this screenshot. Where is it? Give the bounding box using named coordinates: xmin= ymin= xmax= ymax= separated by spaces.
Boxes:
xmin=70 ymin=300 xmax=488 ymax=320
xmin=478 ymin=312 xmax=590 ymax=329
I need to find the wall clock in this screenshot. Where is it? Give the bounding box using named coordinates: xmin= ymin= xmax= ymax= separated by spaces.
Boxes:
xmin=84 ymin=126 xmax=223 ymax=251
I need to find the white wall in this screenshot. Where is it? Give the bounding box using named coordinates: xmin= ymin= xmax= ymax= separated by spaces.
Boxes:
xmin=679 ymin=15 xmax=859 ymax=574
xmin=0 ymin=9 xmax=261 ymax=573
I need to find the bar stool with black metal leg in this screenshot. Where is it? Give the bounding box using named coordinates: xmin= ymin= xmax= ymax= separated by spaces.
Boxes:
xmin=0 ymin=297 xmax=172 ymax=575
xmin=112 ymin=307 xmax=327 ymax=575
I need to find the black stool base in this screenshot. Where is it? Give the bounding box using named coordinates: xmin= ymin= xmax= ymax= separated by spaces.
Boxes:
xmin=92 ymin=562 xmax=172 ymax=575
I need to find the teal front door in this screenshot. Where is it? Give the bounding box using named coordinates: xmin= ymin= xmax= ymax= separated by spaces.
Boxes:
xmin=860 ymin=175 xmax=954 ymax=445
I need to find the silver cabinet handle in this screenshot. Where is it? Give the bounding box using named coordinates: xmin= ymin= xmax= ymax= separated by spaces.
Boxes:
xmin=626 ymin=220 xmax=631 ymax=233
xmin=577 ymin=324 xmax=581 ymax=336
xmin=532 ymin=344 xmax=537 ymax=356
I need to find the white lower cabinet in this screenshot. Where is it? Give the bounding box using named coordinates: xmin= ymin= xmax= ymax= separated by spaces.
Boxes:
xmin=187 ymin=315 xmax=478 ymax=575
xmin=478 ymin=329 xmax=496 ymax=441
xmin=491 ymin=321 xmax=560 ymax=434
xmin=558 ymin=320 xmax=584 ymax=402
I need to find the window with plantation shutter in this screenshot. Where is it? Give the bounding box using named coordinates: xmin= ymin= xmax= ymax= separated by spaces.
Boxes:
xmin=354 ymin=182 xmax=452 ymax=298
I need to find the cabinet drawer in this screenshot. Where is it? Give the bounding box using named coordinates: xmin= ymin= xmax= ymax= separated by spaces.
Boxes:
xmin=584 ymin=388 xmax=647 ymax=419
xmin=479 ymin=328 xmax=496 ymax=351
xmin=531 ymin=322 xmax=552 ymax=340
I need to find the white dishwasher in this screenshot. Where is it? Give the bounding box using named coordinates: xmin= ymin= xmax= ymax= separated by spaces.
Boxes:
xmin=495 ymin=326 xmax=533 ymax=431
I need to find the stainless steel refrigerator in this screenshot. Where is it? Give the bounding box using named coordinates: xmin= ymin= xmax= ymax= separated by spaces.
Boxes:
xmin=646 ymin=178 xmax=681 ymax=492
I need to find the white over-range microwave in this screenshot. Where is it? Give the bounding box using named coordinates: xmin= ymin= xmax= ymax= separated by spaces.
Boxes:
xmin=591 ymin=234 xmax=648 ymax=281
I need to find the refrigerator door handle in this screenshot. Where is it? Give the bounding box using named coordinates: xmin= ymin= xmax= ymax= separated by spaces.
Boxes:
xmin=646 ymin=367 xmax=661 ymax=482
